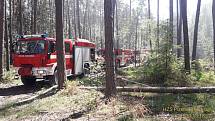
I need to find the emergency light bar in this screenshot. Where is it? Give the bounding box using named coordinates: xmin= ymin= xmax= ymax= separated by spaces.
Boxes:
xmin=16 ymin=33 xmax=48 ymax=39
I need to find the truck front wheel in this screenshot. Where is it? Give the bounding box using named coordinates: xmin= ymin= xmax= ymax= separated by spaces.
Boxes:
xmin=49 ymin=70 xmax=58 ymax=86
xmin=21 ymin=77 xmax=36 ymax=86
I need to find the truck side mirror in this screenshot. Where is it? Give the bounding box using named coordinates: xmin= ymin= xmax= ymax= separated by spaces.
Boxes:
xmin=47 ymin=53 xmax=51 ymax=59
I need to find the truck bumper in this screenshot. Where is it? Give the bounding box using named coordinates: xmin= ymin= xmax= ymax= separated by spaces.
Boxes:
xmin=16 ymin=67 xmax=54 ymax=78
xmin=32 ymin=67 xmax=54 ymax=78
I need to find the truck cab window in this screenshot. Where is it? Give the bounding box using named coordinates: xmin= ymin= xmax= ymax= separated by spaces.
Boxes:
xmin=16 ymin=40 xmax=45 ymax=54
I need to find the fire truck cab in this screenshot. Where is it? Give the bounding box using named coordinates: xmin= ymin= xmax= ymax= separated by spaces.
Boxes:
xmin=98 ymin=48 xmax=133 ymax=67
xmin=12 ymin=34 xmax=96 ymax=86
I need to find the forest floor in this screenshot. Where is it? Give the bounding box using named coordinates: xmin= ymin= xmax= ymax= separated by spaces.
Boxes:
xmin=1 ymin=65 xmax=215 ymax=121
xmin=1 ymin=80 xmax=215 ymax=121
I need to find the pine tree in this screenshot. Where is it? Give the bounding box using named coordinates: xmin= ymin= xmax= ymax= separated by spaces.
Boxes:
xmin=104 ymin=0 xmax=116 ymax=98
xmin=0 ymin=0 xmax=4 ymax=80
xmin=181 ymin=0 xmax=191 ymax=73
xmin=55 ymin=0 xmax=66 ymax=89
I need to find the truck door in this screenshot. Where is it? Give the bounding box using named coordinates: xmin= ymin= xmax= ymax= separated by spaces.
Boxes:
xmin=65 ymin=42 xmax=72 ymax=75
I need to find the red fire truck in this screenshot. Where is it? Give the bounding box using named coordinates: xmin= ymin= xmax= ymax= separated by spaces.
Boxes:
xmin=12 ymin=34 xmax=96 ymax=86
xmin=97 ymin=48 xmax=134 ymax=67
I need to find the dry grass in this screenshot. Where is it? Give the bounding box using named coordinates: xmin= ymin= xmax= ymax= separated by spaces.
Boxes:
xmin=62 ymin=81 xmax=79 ymax=95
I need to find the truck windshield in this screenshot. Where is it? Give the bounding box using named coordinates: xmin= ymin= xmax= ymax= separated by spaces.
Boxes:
xmin=15 ymin=40 xmax=45 ymax=54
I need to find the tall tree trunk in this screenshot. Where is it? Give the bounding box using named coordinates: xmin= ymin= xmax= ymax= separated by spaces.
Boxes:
xmin=128 ymin=0 xmax=131 ymax=49
xmin=30 ymin=0 xmax=33 ymax=33
xmin=115 ymin=0 xmax=119 ymax=70
xmin=55 ymin=0 xmax=66 ymax=89
xmin=82 ymin=0 xmax=89 ymax=39
xmin=100 ymin=0 xmax=103 ymax=49
xmin=177 ymin=0 xmax=182 ymax=58
xmin=4 ymin=0 xmax=9 ymax=71
xmin=73 ymin=0 xmax=77 ymax=38
xmin=76 ymin=0 xmax=81 ymax=38
xmin=67 ymin=0 xmax=72 ymax=39
xmin=0 ymin=0 xmax=4 ymax=80
xmin=148 ymin=0 xmax=152 ymax=51
xmin=157 ymin=0 xmax=159 ymax=50
xmin=181 ymin=0 xmax=191 ymax=73
xmin=104 ymin=0 xmax=116 ymax=98
xmin=134 ymin=16 xmax=139 ymax=67
xmin=116 ymin=0 xmax=119 ymax=50
xmin=169 ymin=0 xmax=173 ymax=47
xmin=18 ymin=0 xmax=23 ymax=35
xmin=213 ymin=0 xmax=215 ymax=71
xmin=33 ymin=0 xmax=37 ymax=34
xmin=192 ymin=0 xmax=201 ymax=61
xmin=9 ymin=0 xmax=13 ymax=65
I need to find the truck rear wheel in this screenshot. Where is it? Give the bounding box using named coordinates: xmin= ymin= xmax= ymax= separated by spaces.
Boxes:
xmin=49 ymin=70 xmax=58 ymax=86
xmin=21 ymin=77 xmax=36 ymax=86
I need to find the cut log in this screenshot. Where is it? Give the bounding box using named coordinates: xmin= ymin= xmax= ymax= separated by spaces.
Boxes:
xmin=80 ymin=86 xmax=215 ymax=94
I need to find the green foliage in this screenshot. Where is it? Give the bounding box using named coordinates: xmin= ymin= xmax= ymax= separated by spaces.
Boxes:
xmin=139 ymin=22 xmax=191 ymax=86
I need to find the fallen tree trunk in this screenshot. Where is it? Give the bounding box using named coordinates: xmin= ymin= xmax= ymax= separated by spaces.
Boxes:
xmin=80 ymin=86 xmax=215 ymax=94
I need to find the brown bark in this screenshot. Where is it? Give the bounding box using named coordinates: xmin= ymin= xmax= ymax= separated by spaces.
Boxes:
xmin=33 ymin=0 xmax=37 ymax=34
xmin=115 ymin=0 xmax=119 ymax=71
xmin=76 ymin=0 xmax=81 ymax=38
xmin=181 ymin=0 xmax=191 ymax=73
xmin=104 ymin=0 xmax=116 ymax=98
xmin=0 ymin=0 xmax=4 ymax=80
xmin=82 ymin=0 xmax=89 ymax=39
xmin=177 ymin=0 xmax=182 ymax=58
xmin=4 ymin=0 xmax=9 ymax=71
xmin=116 ymin=0 xmax=119 ymax=50
xmin=99 ymin=0 xmax=103 ymax=49
xmin=18 ymin=0 xmax=22 ymax=35
xmin=192 ymin=0 xmax=201 ymax=61
xmin=9 ymin=0 xmax=13 ymax=65
xmin=73 ymin=0 xmax=77 ymax=38
xmin=67 ymin=0 xmax=72 ymax=39
xmin=55 ymin=0 xmax=66 ymax=89
xmin=134 ymin=16 xmax=139 ymax=67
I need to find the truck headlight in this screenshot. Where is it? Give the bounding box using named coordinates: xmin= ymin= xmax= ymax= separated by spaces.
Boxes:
xmin=37 ymin=70 xmax=46 ymax=74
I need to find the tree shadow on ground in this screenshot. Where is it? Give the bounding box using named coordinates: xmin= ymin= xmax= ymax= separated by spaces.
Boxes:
xmin=0 ymin=80 xmax=51 ymax=96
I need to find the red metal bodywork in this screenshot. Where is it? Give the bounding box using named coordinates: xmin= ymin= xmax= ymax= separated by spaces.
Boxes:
xmin=13 ymin=37 xmax=96 ymax=77
xmin=97 ymin=48 xmax=134 ymax=65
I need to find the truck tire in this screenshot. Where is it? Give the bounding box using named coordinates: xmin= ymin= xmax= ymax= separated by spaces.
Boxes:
xmin=21 ymin=77 xmax=36 ymax=86
xmin=78 ymin=73 xmax=85 ymax=79
xmin=49 ymin=70 xmax=58 ymax=86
